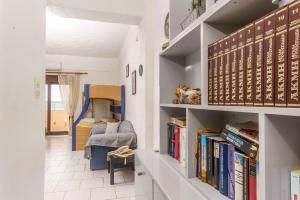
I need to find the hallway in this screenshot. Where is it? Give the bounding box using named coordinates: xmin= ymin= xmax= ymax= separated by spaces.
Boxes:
xmin=44 ymin=136 xmax=135 ymax=200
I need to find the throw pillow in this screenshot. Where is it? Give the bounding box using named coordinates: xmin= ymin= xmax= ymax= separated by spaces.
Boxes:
xmin=105 ymin=122 xmax=120 ymax=134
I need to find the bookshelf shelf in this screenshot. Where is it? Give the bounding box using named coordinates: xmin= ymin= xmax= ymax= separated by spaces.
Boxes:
xmin=189 ymin=178 xmax=230 ymax=200
xmin=157 ymin=0 xmax=300 ymax=200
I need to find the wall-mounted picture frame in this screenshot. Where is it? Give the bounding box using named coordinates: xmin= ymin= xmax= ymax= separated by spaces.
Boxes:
xmin=126 ymin=64 xmax=129 ymax=78
xmin=132 ymin=70 xmax=136 ymax=95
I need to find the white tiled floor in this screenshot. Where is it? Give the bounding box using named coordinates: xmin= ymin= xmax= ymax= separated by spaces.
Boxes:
xmin=45 ymin=136 xmax=136 ymax=200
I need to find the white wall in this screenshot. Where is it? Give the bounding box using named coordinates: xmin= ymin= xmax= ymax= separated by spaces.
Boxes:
xmin=46 ymin=54 xmax=120 ymax=119
xmin=152 ymin=0 xmax=170 ymax=150
xmin=119 ymin=26 xmax=147 ymax=148
xmin=0 ymin=0 xmax=46 ymax=199
xmin=119 ymin=0 xmax=169 ymax=150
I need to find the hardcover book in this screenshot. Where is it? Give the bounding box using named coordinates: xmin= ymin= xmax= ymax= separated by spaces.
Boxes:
xmin=234 ymin=152 xmax=246 ymax=200
xmin=219 ymin=142 xmax=229 ymax=196
xmin=288 ymin=1 xmax=300 ymax=107
xmin=263 ymin=12 xmax=276 ymax=106
xmin=212 ymin=137 xmax=225 ymax=189
xmin=208 ymin=44 xmax=214 ymax=105
xmin=254 ymin=18 xmax=265 ymax=106
xmin=243 ymin=155 xmax=249 ymax=200
xmin=175 ymin=127 xmax=180 ymax=160
xmin=213 ymin=43 xmax=219 ymax=104
xmin=237 ymin=28 xmax=246 ymax=105
xmin=245 ymin=23 xmax=255 ymax=105
xmin=230 ymin=32 xmax=239 ymax=105
xmin=221 ymin=128 xmax=258 ymax=159
xmin=179 ymin=127 xmax=187 ymax=168
xmin=218 ymin=39 xmax=225 ymax=105
xmin=228 ymin=144 xmax=235 ymax=200
xmin=225 ymin=121 xmax=259 ymax=144
xmin=224 ymin=36 xmax=231 ymax=105
xmin=291 ymin=169 xmax=300 ymax=200
xmin=200 ymin=133 xmax=220 ymax=182
xmin=275 ymin=5 xmax=289 ymax=107
xmin=249 ymin=158 xmax=257 ymax=200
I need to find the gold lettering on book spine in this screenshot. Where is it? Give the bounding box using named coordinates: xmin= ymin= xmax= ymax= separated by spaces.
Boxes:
xmin=219 ymin=54 xmax=224 ymax=102
xmin=208 ymin=60 xmax=213 ymax=103
xmin=231 ymin=51 xmax=237 ymax=102
xmin=266 ymin=38 xmax=273 ymax=101
xmin=225 ymin=53 xmax=230 ymax=102
xmin=213 ymin=57 xmax=218 ymax=103
xmin=291 ymin=28 xmax=300 ymax=101
xmin=246 ymin=45 xmax=253 ymax=101
xmin=277 ymin=34 xmax=286 ymax=101
xmin=238 ymin=48 xmax=244 ymax=101
xmin=255 ymin=42 xmax=263 ymax=102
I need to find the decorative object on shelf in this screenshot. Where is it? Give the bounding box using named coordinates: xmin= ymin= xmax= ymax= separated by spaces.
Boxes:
xmin=180 ymin=0 xmax=206 ymax=30
xmin=138 ymin=64 xmax=143 ymax=76
xmin=162 ymin=41 xmax=170 ymax=50
xmin=126 ymin=64 xmax=129 ymax=78
xmin=173 ymin=84 xmax=201 ymax=105
xmin=164 ymin=12 xmax=170 ymax=39
xmin=131 ymin=70 xmax=136 ymax=95
xmin=272 ymin=0 xmax=294 ymax=7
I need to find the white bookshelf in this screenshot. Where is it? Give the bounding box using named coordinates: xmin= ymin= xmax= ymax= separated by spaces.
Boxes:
xmin=158 ymin=0 xmax=300 ymax=200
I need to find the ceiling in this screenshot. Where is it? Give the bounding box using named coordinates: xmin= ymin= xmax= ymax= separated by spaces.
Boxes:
xmin=46 ymin=9 xmax=130 ymax=58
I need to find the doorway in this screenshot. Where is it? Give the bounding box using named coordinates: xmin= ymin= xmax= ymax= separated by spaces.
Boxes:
xmin=45 ymin=75 xmax=70 ymax=135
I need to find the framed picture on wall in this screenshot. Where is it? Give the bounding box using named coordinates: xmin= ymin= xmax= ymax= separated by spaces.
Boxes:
xmin=132 ymin=70 xmax=136 ymax=95
xmin=126 ymin=64 xmax=129 ymax=78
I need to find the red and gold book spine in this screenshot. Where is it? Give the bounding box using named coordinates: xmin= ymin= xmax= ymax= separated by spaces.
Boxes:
xmin=263 ymin=12 xmax=276 ymax=106
xmin=218 ymin=39 xmax=225 ymax=105
xmin=213 ymin=42 xmax=219 ymax=105
xmin=254 ymin=19 xmax=265 ymax=106
xmin=237 ymin=28 xmax=246 ymax=105
xmin=230 ymin=32 xmax=238 ymax=105
xmin=288 ymin=1 xmax=300 ymax=107
xmin=208 ymin=44 xmax=214 ymax=105
xmin=224 ymin=36 xmax=231 ymax=105
xmin=245 ymin=23 xmax=255 ymax=106
xmin=275 ymin=6 xmax=289 ymax=107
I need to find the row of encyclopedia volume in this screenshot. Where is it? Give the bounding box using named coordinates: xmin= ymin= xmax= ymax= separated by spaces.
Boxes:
xmin=208 ymin=0 xmax=300 ymax=107
xmin=195 ymin=122 xmax=259 ymax=200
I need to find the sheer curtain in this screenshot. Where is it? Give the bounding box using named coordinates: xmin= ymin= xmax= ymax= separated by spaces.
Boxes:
xmin=58 ymin=74 xmax=81 ymax=135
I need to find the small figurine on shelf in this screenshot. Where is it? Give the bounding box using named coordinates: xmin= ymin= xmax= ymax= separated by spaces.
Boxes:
xmin=173 ymin=84 xmax=201 ymax=105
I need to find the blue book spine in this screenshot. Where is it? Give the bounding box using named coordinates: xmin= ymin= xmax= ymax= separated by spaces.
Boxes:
xmin=219 ymin=143 xmax=229 ymax=196
xmin=201 ymin=135 xmax=208 ymax=182
xmin=228 ymin=145 xmax=235 ymax=200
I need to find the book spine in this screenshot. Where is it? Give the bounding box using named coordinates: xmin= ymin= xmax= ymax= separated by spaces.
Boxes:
xmin=249 ymin=158 xmax=257 ymax=200
xmin=219 ymin=39 xmax=225 ymax=105
xmin=221 ymin=129 xmax=258 ymax=159
xmin=172 ymin=125 xmax=175 ymax=158
xmin=263 ymin=12 xmax=276 ymax=106
xmin=180 ymin=128 xmax=187 ymax=167
xmin=219 ymin=143 xmax=229 ymax=196
xmin=224 ymin=37 xmax=232 ymax=105
xmin=237 ymin=28 xmax=246 ymax=105
xmin=243 ymin=156 xmax=249 ymax=200
xmin=245 ymin=23 xmax=255 ymax=105
xmin=291 ymin=171 xmax=300 ymax=200
xmin=213 ymin=43 xmax=219 ymax=104
xmin=288 ymin=1 xmax=300 ymax=107
xmin=208 ymin=44 xmax=214 ymax=105
xmin=235 ymin=152 xmax=244 ymax=200
xmin=228 ymin=145 xmax=235 ymax=200
xmin=175 ymin=127 xmax=180 ymax=160
xmin=275 ymin=6 xmax=289 ymax=107
xmin=207 ymin=138 xmax=214 ymax=185
xmin=230 ymin=33 xmax=239 ymax=105
xmin=213 ymin=141 xmax=220 ymax=189
xmin=254 ymin=19 xmax=265 ymax=106
xmin=198 ymin=136 xmax=201 ymax=178
xmin=201 ymin=135 xmax=208 ymax=182
xmin=167 ymin=123 xmax=171 ymax=156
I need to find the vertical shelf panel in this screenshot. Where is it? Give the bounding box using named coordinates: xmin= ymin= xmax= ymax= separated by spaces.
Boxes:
xmin=264 ymin=114 xmax=300 ymax=200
